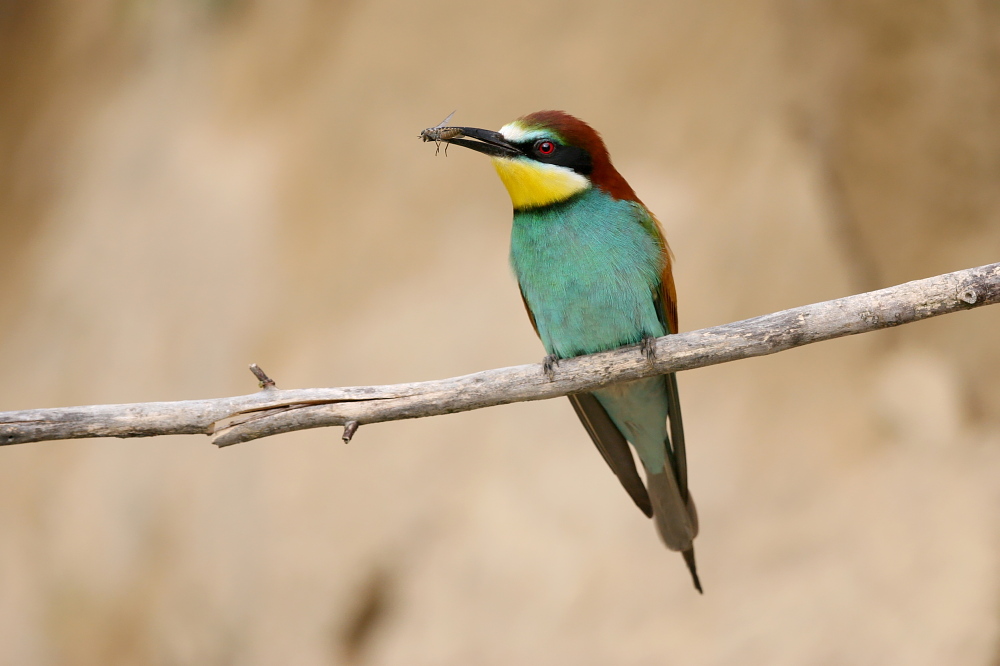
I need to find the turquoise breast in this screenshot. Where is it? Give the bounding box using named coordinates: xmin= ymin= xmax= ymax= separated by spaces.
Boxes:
xmin=510 ymin=188 xmax=666 ymax=359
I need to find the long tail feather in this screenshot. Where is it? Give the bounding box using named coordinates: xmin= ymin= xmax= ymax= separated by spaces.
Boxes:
xmin=665 ymin=372 xmax=688 ymax=500
xmin=682 ymin=548 xmax=703 ymax=593
xmin=569 ymin=394 xmax=653 ymax=517
xmin=646 ymin=470 xmax=698 ymax=551
xmin=647 ymin=465 xmax=701 ymax=592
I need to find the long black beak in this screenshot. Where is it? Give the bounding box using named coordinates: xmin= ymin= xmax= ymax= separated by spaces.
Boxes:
xmin=421 ymin=126 xmax=522 ymax=158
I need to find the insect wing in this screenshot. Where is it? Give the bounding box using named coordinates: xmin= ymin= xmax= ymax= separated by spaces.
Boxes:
xmin=433 ymin=110 xmax=456 ymax=130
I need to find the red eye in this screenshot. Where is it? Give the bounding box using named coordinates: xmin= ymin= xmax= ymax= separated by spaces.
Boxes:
xmin=535 ymin=140 xmax=556 ymax=155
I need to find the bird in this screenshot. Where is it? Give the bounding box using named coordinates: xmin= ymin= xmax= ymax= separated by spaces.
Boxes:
xmin=424 ymin=110 xmax=701 ymax=592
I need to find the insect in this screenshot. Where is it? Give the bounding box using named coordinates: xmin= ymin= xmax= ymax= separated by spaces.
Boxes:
xmin=419 ymin=110 xmax=461 ymax=155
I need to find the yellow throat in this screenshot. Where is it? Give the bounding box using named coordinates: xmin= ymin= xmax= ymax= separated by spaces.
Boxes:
xmin=490 ymin=157 xmax=590 ymax=210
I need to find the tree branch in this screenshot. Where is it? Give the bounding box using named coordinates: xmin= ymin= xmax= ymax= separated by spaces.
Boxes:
xmin=1 ymin=263 xmax=997 ymax=448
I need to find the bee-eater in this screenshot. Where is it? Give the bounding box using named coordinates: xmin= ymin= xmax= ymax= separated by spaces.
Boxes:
xmin=427 ymin=110 xmax=701 ymax=591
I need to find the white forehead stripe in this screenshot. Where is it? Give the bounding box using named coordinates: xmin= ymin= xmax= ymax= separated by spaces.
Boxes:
xmin=499 ymin=122 xmax=551 ymax=143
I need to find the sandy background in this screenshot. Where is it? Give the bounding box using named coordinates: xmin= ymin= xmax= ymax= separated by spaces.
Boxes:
xmin=1 ymin=1 xmax=999 ymax=664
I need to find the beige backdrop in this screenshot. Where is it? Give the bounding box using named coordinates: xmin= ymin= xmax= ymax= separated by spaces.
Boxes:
xmin=2 ymin=1 xmax=999 ymax=664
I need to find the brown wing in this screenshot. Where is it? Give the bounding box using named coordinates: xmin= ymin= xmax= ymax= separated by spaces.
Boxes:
xmin=660 ymin=258 xmax=678 ymax=337
xmin=518 ymin=287 xmax=652 ymax=517
xmin=646 ymin=211 xmax=690 ymax=502
xmin=568 ymin=394 xmax=653 ymax=516
xmin=652 ymin=211 xmax=679 ymax=336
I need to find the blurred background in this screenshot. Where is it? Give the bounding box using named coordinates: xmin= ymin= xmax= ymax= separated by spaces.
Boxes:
xmin=1 ymin=0 xmax=999 ymax=663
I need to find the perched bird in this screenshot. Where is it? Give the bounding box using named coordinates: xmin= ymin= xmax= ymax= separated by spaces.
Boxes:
xmin=424 ymin=111 xmax=700 ymax=591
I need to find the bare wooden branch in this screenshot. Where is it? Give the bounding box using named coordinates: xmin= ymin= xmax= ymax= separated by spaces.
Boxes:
xmin=1 ymin=262 xmax=997 ymax=448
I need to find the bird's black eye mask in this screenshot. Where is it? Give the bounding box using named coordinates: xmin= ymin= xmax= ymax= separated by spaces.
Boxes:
xmin=513 ymin=139 xmax=593 ymax=176
xmin=425 ymin=126 xmax=592 ymax=176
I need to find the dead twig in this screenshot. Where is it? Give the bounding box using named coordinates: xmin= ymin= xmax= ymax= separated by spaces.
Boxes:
xmin=0 ymin=263 xmax=997 ymax=448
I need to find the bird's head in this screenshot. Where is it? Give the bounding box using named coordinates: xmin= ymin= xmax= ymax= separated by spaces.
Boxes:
xmin=434 ymin=110 xmax=639 ymax=211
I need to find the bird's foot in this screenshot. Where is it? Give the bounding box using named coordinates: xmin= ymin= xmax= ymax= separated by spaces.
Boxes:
xmin=542 ymin=355 xmax=559 ymax=381
xmin=640 ymin=335 xmax=657 ymax=362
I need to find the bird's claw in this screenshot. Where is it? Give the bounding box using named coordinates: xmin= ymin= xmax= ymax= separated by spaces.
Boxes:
xmin=542 ymin=355 xmax=559 ymax=380
xmin=640 ymin=335 xmax=657 ymax=362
